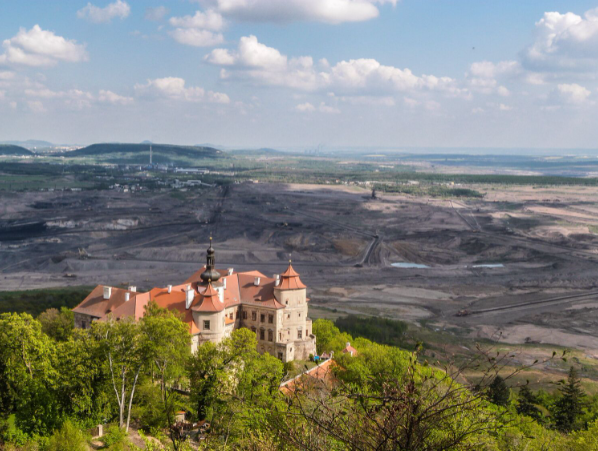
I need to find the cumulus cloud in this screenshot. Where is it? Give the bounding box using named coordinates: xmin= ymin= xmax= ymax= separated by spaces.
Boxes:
xmin=198 ymin=0 xmax=398 ymax=24
xmin=554 ymin=83 xmax=592 ymax=104
xmin=522 ymin=8 xmax=598 ymax=71
xmin=169 ymin=10 xmax=225 ymax=30
xmin=169 ymin=29 xmax=224 ymax=47
xmin=24 ymin=87 xmax=94 ymax=109
xmin=144 ymin=6 xmax=169 ymax=21
xmin=168 ymin=10 xmax=225 ymax=47
xmin=296 ymin=101 xmax=339 ymax=113
xmin=27 ymin=100 xmax=46 ymax=113
xmin=296 ymin=102 xmax=315 ymax=112
xmin=0 ymin=25 xmax=88 ymax=67
xmin=206 ymin=35 xmax=465 ymax=98
xmin=134 ymin=77 xmax=230 ymax=103
xmin=98 ymin=90 xmax=134 ymax=105
xmin=77 ymin=0 xmax=131 ymax=23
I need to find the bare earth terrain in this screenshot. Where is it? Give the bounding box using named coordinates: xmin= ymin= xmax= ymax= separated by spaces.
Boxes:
xmin=3 ymin=182 xmax=598 ymax=381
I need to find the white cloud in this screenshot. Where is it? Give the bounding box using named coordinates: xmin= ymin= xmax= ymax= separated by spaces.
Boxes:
xmin=522 ymin=8 xmax=598 ymax=71
xmin=145 ymin=6 xmax=169 ymax=21
xmin=499 ymin=103 xmax=512 ymax=111
xmin=77 ymin=0 xmax=131 ymax=23
xmin=98 ymin=90 xmax=133 ymax=105
xmin=318 ymin=102 xmax=340 ymax=113
xmin=207 ymin=35 xmax=465 ymax=99
xmin=169 ymin=29 xmax=224 ymax=47
xmin=198 ymin=0 xmax=398 ymax=24
xmin=469 ymin=61 xmax=519 ymax=79
xmin=0 ymin=71 xmax=15 ymax=80
xmin=555 ymin=83 xmax=591 ymax=104
xmin=0 ymin=25 xmax=88 ymax=67
xmin=497 ymin=86 xmax=510 ymax=97
xmin=296 ymin=102 xmax=315 ymax=112
xmin=134 ymin=77 xmax=230 ymax=104
xmin=27 ymin=100 xmax=45 ymax=113
xmin=169 ymin=10 xmax=225 ymax=31
xmin=296 ymin=101 xmax=340 ymax=113
xmin=168 ymin=10 xmax=225 ymax=47
xmin=24 ymin=87 xmax=94 ymax=109
xmin=0 ymin=90 xmax=5 ymax=99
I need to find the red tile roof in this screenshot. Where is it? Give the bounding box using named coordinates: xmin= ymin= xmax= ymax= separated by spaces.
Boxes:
xmin=278 ymin=263 xmax=306 ymax=290
xmin=99 ymin=292 xmax=150 ymax=322
xmin=73 ymin=285 xmax=139 ymax=318
xmin=341 ymin=343 xmax=358 ymax=356
xmin=192 ymin=282 xmax=225 ymax=313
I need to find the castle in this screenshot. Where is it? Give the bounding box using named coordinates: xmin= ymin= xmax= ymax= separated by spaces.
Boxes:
xmin=72 ymin=240 xmax=317 ymax=362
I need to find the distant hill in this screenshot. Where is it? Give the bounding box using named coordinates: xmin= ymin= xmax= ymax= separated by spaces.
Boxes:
xmin=0 ymin=145 xmax=34 ymax=156
xmin=0 ymin=140 xmax=54 ymax=149
xmin=68 ymin=143 xmax=226 ymax=165
xmin=228 ymin=148 xmax=289 ymax=156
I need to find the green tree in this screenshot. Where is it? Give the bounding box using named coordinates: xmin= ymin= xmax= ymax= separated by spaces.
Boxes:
xmin=91 ymin=318 xmax=147 ymax=432
xmin=516 ymin=385 xmax=543 ymax=422
xmin=0 ymin=313 xmax=59 ymax=436
xmin=188 ymin=328 xmax=256 ymax=421
xmin=553 ymin=366 xmax=587 ymax=432
xmin=38 ymin=307 xmax=74 ymax=342
xmin=488 ymin=375 xmax=510 ymax=407
xmin=140 ymin=302 xmax=190 ymax=426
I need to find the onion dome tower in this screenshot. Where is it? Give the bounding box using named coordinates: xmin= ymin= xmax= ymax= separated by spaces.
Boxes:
xmin=200 ymin=238 xmax=221 ymax=283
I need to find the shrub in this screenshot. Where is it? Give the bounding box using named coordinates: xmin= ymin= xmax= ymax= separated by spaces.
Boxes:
xmin=46 ymin=420 xmax=87 ymax=451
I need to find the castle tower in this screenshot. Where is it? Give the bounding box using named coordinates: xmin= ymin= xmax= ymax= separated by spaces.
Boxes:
xmin=200 ymin=238 xmax=221 ymax=283
xmin=274 ymin=261 xmax=315 ymax=360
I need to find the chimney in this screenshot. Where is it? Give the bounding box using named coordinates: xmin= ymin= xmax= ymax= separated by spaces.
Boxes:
xmin=167 ymin=285 xmax=172 ymax=294
xmin=274 ymin=274 xmax=280 ymax=287
xmin=103 ymin=286 xmax=112 ymax=300
xmin=125 ymin=293 xmax=130 ymax=302
xmin=223 ymin=278 xmax=227 ymax=289
xmin=254 ymin=277 xmax=261 ymax=286
xmin=227 ymin=268 xmax=234 ymax=275
xmin=185 ymin=289 xmax=194 ymax=309
xmin=346 ymin=342 xmax=351 ymax=348
xmin=128 ymin=286 xmax=136 ymax=292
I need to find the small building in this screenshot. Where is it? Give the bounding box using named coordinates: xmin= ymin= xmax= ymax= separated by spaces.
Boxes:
xmin=341 ymin=342 xmax=358 ymax=357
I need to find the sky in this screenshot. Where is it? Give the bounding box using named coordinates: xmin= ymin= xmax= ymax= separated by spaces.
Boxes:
xmin=2 ymin=1 xmax=598 ymax=149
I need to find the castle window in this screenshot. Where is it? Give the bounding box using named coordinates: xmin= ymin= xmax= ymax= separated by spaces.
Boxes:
xmin=243 ymin=311 xmax=247 ymax=320
xmin=285 ymin=301 xmax=288 ymax=305
xmin=277 ymin=352 xmax=283 ymax=360
xmin=297 ymin=330 xmax=302 ymax=339
xmin=260 ymin=313 xmax=265 ymax=323
xmin=298 ymin=313 xmax=301 ymax=317
xmin=229 ymin=312 xmax=234 ymax=320
xmin=251 ymin=327 xmax=256 ymax=333
xmin=203 ymin=320 xmax=210 ymax=330
xmin=268 ymin=314 xmax=273 ymax=324
xmin=287 ymin=313 xmax=291 ymax=319
xmin=268 ymin=330 xmax=273 ymax=342
xmin=260 ymin=329 xmax=265 ymax=340
xmin=252 ymin=312 xmax=257 ymax=321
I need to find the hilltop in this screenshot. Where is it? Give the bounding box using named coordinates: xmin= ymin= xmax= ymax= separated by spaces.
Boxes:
xmin=67 ymin=143 xmax=226 ymax=165
xmin=0 ymin=145 xmax=34 ymax=156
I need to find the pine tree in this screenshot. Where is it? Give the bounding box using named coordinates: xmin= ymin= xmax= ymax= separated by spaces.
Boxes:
xmin=552 ymin=366 xmax=586 ymax=432
xmin=516 ymin=385 xmax=542 ymax=421
xmin=488 ymin=375 xmax=510 ymax=406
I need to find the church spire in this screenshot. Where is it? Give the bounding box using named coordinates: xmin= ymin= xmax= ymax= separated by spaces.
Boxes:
xmin=200 ymin=237 xmax=221 ymax=283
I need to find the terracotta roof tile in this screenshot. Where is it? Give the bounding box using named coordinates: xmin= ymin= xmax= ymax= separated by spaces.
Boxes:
xmin=73 ymin=285 xmax=138 ymax=318
xmin=278 ymin=263 xmax=306 ymax=290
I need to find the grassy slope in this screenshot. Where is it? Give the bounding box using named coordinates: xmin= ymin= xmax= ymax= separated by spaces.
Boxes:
xmin=0 ymin=145 xmax=33 ymax=156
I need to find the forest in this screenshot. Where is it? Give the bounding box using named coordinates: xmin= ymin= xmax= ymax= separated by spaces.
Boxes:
xmin=2 ymin=306 xmax=598 ymax=449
